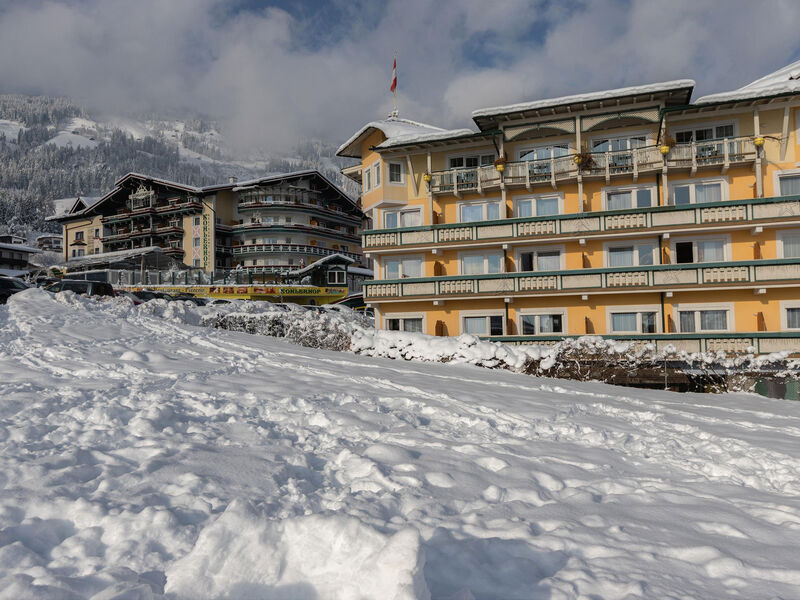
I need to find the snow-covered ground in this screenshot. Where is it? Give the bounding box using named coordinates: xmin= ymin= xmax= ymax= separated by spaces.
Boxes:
xmin=0 ymin=118 xmax=24 ymax=140
xmin=2 ymin=289 xmax=800 ymax=599
xmin=44 ymin=131 xmax=99 ymax=150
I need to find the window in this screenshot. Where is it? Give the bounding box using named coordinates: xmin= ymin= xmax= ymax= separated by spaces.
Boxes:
xmin=609 ymin=310 xmax=658 ymax=334
xmin=518 ymin=247 xmax=562 ymax=272
xmin=462 ymin=315 xmax=504 ymax=336
xmin=75 ymin=231 xmax=84 ymax=241
xmin=285 ymin=217 xmax=292 ymax=224
xmin=606 ymin=241 xmax=655 ymax=267
xmin=779 ymin=230 xmax=800 ymax=258
xmin=459 ymin=201 xmax=502 ymax=223
xmin=677 ymin=307 xmax=731 ymax=332
xmin=671 ymin=180 xmax=726 ymax=205
xmin=94 ymin=228 xmax=99 ymax=237
xmin=515 ymin=195 xmax=560 ymax=217
xmin=592 ymin=136 xmax=646 ymax=170
xmin=460 ymin=253 xmax=503 ymax=275
xmin=364 ymin=168 xmax=372 ymax=192
xmin=373 ymin=163 xmax=381 ymax=187
xmin=787 ymin=307 xmax=800 ymax=329
xmin=605 ymin=187 xmax=653 ymax=211
xmin=777 ymin=172 xmax=800 ymax=196
xmin=193 ymin=237 xmax=201 ymax=247
xmin=384 ymin=208 xmax=421 ymax=228
xmin=328 ymin=270 xmax=346 ymax=284
xmin=384 ymin=256 xmax=422 ymax=279
xmin=519 ymin=144 xmax=569 ymax=163
xmin=519 ymin=313 xmax=564 ymax=335
xmin=194 ymin=216 xmax=201 ymax=226
xmin=449 ymin=153 xmax=495 ymax=169
xmin=388 ymin=162 xmax=404 ymax=184
xmin=672 ymin=237 xmax=727 ymax=264
xmin=592 ymin=136 xmax=646 ymax=153
xmin=193 ymin=259 xmax=202 ymax=267
xmin=675 ymin=124 xmax=734 ymax=144
xmin=386 ymin=315 xmax=423 ymax=333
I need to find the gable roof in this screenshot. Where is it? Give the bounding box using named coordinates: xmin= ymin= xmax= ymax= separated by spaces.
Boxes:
xmin=336 ymin=117 xmax=471 ymax=158
xmin=696 ymin=59 xmax=800 ymax=104
xmin=471 ymin=79 xmax=695 ymax=130
xmin=52 ymin=169 xmax=361 ymax=222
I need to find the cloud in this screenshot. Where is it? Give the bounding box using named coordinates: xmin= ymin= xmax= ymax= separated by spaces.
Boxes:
xmin=0 ymin=0 xmax=797 ymax=155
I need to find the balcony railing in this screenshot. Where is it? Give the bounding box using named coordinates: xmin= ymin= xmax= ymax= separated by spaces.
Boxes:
xmin=363 ymin=258 xmax=800 ymax=301
xmin=229 ymin=243 xmax=362 ymax=261
xmin=428 ymin=137 xmax=758 ymax=195
xmin=489 ymin=332 xmax=800 ymax=355
xmin=362 ymin=193 xmax=800 ymax=249
xmin=233 ymin=221 xmax=360 ymax=241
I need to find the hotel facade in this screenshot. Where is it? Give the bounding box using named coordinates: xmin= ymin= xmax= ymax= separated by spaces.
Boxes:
xmin=56 ymin=170 xmax=364 ymax=278
xmin=338 ymin=61 xmax=800 ymax=354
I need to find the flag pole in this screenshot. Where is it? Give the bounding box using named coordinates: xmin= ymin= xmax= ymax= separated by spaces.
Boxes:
xmin=390 ymin=52 xmax=398 ymax=118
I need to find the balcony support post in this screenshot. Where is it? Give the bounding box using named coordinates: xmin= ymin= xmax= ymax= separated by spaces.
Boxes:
xmin=691 ymin=141 xmax=697 ymax=176
xmin=781 ymin=105 xmax=790 ymax=161
xmin=405 ymin=154 xmax=419 ymax=196
xmin=633 ymin=149 xmax=639 ymax=182
xmin=427 ymin=152 xmax=434 ymax=225
xmin=453 ymin=169 xmax=460 ymax=198
xmin=605 ymin=151 xmax=610 ymax=184
xmin=754 ymin=107 xmax=763 ymax=198
xmin=722 ymin=138 xmax=730 ymax=174
xmin=550 ymin=156 xmax=556 ymax=190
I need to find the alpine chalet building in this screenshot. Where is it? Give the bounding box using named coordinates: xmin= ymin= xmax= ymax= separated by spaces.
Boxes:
xmin=338 ymin=61 xmax=800 ymax=354
xmin=55 ymin=171 xmax=364 ymax=276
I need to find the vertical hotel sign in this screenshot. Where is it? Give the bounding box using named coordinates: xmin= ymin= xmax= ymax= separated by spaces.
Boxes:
xmin=202 ymin=213 xmax=209 ymax=269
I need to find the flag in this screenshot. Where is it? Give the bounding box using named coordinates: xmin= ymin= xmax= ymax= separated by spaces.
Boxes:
xmin=390 ymin=56 xmax=397 ymax=93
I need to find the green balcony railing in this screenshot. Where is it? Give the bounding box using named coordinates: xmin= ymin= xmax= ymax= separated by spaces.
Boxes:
xmin=363 ymin=193 xmax=800 ymax=249
xmin=363 ymin=258 xmax=800 ymax=300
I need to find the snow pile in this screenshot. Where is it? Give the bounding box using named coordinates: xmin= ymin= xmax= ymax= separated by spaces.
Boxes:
xmin=167 ymin=500 xmax=427 ymax=600
xmin=352 ymin=329 xmax=529 ymax=369
xmin=2 ymin=288 xmax=800 ymax=598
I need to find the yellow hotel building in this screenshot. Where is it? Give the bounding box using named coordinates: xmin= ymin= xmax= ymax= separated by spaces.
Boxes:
xmin=338 ymin=61 xmax=800 ymax=354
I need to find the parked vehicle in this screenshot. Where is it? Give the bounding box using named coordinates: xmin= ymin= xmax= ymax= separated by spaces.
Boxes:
xmin=173 ymin=294 xmax=209 ymax=306
xmin=117 ymin=291 xmax=144 ymax=305
xmin=33 ymin=276 xmax=59 ymax=288
xmin=0 ymin=276 xmax=30 ymax=304
xmin=44 ymin=279 xmax=115 ymax=297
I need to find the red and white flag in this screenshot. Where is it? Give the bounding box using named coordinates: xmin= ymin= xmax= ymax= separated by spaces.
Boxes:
xmin=390 ymin=56 xmax=397 ymax=93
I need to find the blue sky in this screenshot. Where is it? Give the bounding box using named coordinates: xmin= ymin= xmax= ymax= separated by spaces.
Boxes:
xmin=0 ymin=0 xmax=798 ymax=152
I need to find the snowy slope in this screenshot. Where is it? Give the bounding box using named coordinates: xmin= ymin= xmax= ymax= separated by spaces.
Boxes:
xmin=1 ymin=289 xmax=800 ymax=599
xmin=0 ymin=118 xmax=24 ymax=140
xmin=44 ymin=131 xmax=99 ymax=149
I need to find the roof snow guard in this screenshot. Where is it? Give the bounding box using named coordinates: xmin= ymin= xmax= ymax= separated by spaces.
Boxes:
xmin=336 ymin=117 xmax=472 ymax=158
xmin=696 ymin=59 xmax=800 ymax=104
xmin=471 ymin=79 xmax=695 ymax=131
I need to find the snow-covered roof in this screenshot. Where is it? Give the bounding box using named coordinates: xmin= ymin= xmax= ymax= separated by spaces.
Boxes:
xmin=36 ymin=233 xmax=63 ymax=240
xmin=471 ymin=79 xmax=695 ymax=122
xmin=336 ymin=117 xmax=471 ymax=158
xmin=0 ymin=268 xmax=31 ymax=277
xmin=696 ymin=59 xmax=800 ymax=104
xmin=288 ymin=253 xmax=355 ymax=276
xmin=347 ymin=266 xmax=374 ymax=277
xmin=0 ymin=242 xmax=40 ymax=253
xmin=63 ymin=246 xmax=163 ymax=268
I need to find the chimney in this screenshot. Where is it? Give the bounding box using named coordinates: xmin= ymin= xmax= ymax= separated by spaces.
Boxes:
xmin=228 ymin=176 xmax=238 ymax=184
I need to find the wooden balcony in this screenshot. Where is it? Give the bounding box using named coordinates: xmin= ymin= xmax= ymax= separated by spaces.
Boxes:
xmin=427 ymin=137 xmax=757 ymax=196
xmin=363 ymin=258 xmax=800 ymax=301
